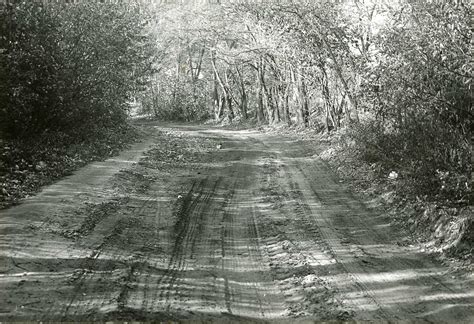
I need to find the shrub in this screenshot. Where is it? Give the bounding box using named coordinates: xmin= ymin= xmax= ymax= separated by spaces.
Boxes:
xmin=349 ymin=118 xmax=471 ymax=202
xmin=351 ymin=2 xmax=472 ymax=203
xmin=0 ymin=1 xmax=156 ymax=141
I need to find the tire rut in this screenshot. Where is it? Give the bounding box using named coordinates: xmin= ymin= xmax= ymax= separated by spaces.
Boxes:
xmin=54 ymin=193 xmax=163 ymax=320
xmin=289 ymin=157 xmax=472 ymax=321
xmin=253 ymin=159 xmax=351 ymax=319
xmin=149 ymin=177 xmax=222 ymax=314
xmin=3 ymin=124 xmax=471 ymax=322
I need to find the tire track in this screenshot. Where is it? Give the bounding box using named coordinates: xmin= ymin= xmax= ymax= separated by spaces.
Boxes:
xmin=251 ymin=159 xmax=350 ymax=319
xmin=5 ymin=124 xmax=470 ymax=322
xmin=289 ymin=158 xmax=471 ymax=320
xmin=247 ymin=207 xmax=273 ymax=318
xmin=54 ymin=195 xmax=157 ymax=320
xmin=148 ymin=177 xmax=222 ymax=314
xmin=216 ymin=153 xmax=286 ymax=319
xmin=220 ymin=187 xmax=236 ymax=315
xmin=281 ymin=160 xmax=399 ymax=320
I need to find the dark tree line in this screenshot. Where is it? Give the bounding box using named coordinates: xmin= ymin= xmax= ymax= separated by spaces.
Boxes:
xmin=0 ymin=0 xmax=157 ymax=140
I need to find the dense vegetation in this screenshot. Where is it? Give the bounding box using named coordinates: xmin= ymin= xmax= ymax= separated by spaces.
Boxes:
xmin=0 ymin=0 xmax=156 ymax=207
xmin=0 ymin=0 xmax=472 ymax=252
xmin=141 ymin=0 xmax=472 ymax=253
xmin=142 ymin=0 xmax=472 ymax=205
xmin=1 ymin=1 xmax=155 ymax=139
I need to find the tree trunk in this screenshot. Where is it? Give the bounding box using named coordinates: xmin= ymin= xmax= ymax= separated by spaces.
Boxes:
xmin=236 ymin=66 xmax=248 ymax=120
xmin=256 ymin=59 xmax=265 ymax=123
xmin=213 ymin=72 xmax=221 ymax=120
xmin=321 ymin=35 xmax=359 ymax=123
xmin=297 ymin=65 xmax=309 ymax=127
xmin=211 ymin=51 xmax=233 ymax=121
xmin=290 ymin=66 xmax=301 ymax=125
xmin=320 ymin=66 xmax=334 ymax=132
xmin=290 ymin=64 xmax=308 ymax=126
xmin=224 ymin=70 xmax=235 ymax=121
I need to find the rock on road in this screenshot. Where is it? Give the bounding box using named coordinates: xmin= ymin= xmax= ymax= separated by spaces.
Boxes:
xmin=0 ymin=123 xmax=472 ymax=322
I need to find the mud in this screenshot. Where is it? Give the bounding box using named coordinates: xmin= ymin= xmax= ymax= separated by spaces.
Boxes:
xmin=0 ymin=123 xmax=472 ymax=322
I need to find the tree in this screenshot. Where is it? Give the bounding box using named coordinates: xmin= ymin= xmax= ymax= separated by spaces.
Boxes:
xmin=0 ymin=0 xmax=157 ymax=140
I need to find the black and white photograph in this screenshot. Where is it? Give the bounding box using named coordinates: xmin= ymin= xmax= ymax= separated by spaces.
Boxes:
xmin=0 ymin=0 xmax=472 ymax=322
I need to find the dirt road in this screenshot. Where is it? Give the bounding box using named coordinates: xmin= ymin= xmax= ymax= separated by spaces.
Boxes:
xmin=1 ymin=123 xmax=472 ymax=322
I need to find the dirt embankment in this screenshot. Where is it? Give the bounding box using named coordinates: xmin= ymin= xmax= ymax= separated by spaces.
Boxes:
xmin=314 ymin=130 xmax=473 ymax=269
xmin=0 ymin=123 xmax=472 ymax=322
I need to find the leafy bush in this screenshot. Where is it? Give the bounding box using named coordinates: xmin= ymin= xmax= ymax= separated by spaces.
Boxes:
xmin=0 ymin=1 xmax=156 ymax=141
xmin=349 ymin=118 xmax=471 ymax=202
xmin=350 ymin=2 xmax=472 ymax=203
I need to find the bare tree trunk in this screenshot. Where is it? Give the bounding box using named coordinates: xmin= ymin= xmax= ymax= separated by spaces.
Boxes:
xmin=297 ymin=65 xmax=309 ymax=127
xmin=284 ymin=84 xmax=291 ymax=125
xmin=321 ymin=35 xmax=359 ymax=123
xmin=258 ymin=58 xmax=276 ymax=123
xmin=262 ymin=82 xmax=275 ymax=124
xmin=272 ymin=87 xmax=281 ymax=123
xmin=321 ymin=66 xmax=334 ymax=132
xmin=151 ymin=84 xmax=159 ymax=117
xmin=235 ymin=66 xmax=248 ymax=119
xmin=213 ymin=72 xmax=221 ymax=120
xmin=290 ymin=66 xmax=301 ymax=125
xmin=282 ymin=66 xmax=291 ymax=125
xmin=290 ymin=64 xmax=308 ymax=126
xmin=256 ymin=59 xmax=265 ymax=123
xmin=187 ymin=46 xmax=205 ymax=104
xmin=211 ymin=51 xmax=234 ymax=121
xmin=224 ymin=70 xmax=235 ymax=120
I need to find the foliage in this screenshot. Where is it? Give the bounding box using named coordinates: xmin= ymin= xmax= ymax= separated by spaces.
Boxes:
xmin=348 ymin=119 xmax=471 ymax=202
xmin=0 ymin=0 xmax=471 ymax=207
xmin=0 ymin=0 xmax=156 ymax=140
xmin=0 ymin=0 xmax=156 ymax=208
xmin=142 ymin=0 xmax=471 ymax=203
xmin=354 ymin=2 xmax=472 ymax=202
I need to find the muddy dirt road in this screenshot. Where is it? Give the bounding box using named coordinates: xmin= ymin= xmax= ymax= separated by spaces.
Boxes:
xmin=1 ymin=123 xmax=473 ymax=322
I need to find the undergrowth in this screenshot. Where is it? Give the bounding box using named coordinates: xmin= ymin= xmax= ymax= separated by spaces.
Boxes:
xmin=319 ymin=125 xmax=473 ymax=261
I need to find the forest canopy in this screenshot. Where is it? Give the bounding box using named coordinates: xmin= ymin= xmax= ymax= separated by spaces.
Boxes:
xmin=140 ymin=0 xmax=472 ymax=202
xmin=0 ymin=0 xmax=472 ymax=204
